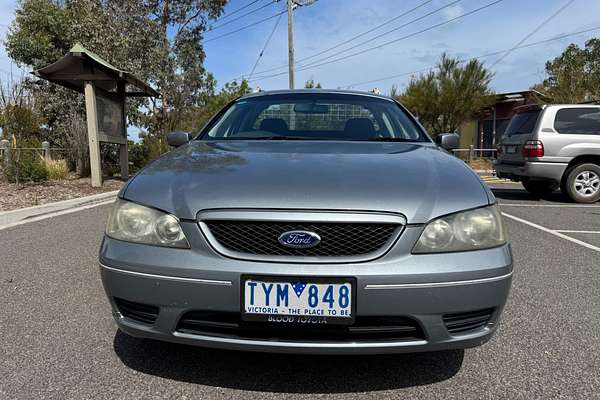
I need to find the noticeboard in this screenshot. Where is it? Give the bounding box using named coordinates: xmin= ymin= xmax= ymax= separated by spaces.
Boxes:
xmin=96 ymin=95 xmax=124 ymax=140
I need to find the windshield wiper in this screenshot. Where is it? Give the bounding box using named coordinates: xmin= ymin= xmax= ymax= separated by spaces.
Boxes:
xmin=366 ymin=137 xmax=422 ymax=142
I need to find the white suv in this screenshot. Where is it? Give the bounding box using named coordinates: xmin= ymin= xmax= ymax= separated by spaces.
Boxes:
xmin=495 ymin=104 xmax=600 ymax=203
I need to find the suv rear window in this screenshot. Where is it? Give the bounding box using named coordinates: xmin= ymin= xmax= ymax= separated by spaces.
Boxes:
xmin=554 ymin=108 xmax=600 ymax=135
xmin=504 ymin=110 xmax=541 ymax=136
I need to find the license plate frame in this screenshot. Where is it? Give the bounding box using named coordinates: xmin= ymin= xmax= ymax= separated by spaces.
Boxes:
xmin=505 ymin=145 xmax=517 ymax=154
xmin=240 ymin=275 xmax=357 ymax=326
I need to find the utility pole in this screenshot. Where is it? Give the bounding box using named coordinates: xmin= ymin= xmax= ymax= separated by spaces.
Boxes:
xmin=280 ymin=0 xmax=318 ymax=89
xmin=287 ymin=0 xmax=295 ymax=89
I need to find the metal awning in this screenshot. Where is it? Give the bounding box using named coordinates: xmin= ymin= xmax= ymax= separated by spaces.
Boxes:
xmin=33 ymin=43 xmax=159 ymax=98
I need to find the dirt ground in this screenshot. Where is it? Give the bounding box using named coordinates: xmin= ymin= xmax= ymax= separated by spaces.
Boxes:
xmin=0 ymin=175 xmax=123 ymax=212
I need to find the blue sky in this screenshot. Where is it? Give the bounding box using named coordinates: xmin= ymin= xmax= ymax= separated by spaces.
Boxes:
xmin=203 ymin=0 xmax=600 ymax=93
xmin=1 ymin=0 xmax=599 ymax=102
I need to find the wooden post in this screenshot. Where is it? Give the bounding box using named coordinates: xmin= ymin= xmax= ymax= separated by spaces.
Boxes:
xmin=84 ymin=81 xmax=102 ymax=187
xmin=0 ymin=139 xmax=9 ymax=166
xmin=119 ymin=144 xmax=129 ymax=180
xmin=117 ymin=81 xmax=129 ymax=180
xmin=42 ymin=141 xmax=51 ymax=160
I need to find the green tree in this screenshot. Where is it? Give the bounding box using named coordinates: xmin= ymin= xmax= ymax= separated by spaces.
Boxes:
xmin=4 ymin=0 xmax=227 ymax=171
xmin=397 ymin=54 xmax=494 ymax=135
xmin=304 ymin=78 xmax=322 ymax=88
xmin=534 ymin=39 xmax=600 ymax=103
xmin=0 ymin=79 xmax=44 ymax=185
xmin=190 ymin=79 xmax=252 ymax=131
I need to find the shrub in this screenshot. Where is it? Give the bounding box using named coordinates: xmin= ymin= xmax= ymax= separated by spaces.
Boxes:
xmin=128 ymin=139 xmax=152 ymax=173
xmin=3 ymin=153 xmax=48 ymax=183
xmin=44 ymin=158 xmax=69 ymax=180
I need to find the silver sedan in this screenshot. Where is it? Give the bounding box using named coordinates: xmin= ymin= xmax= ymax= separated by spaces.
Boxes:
xmin=100 ymin=90 xmax=512 ymax=354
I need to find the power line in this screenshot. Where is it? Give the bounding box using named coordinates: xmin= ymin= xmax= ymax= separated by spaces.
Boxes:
xmin=208 ymin=1 xmax=275 ymax=32
xmin=490 ymin=0 xmax=576 ymax=68
xmin=300 ymin=0 xmax=436 ymax=65
xmin=243 ymin=0 xmax=463 ymax=80
xmin=294 ymin=0 xmax=464 ymax=69
xmin=237 ymin=0 xmax=436 ymax=79
xmin=204 ymin=9 xmax=286 ymax=43
xmin=248 ymin=11 xmax=284 ymax=80
xmin=248 ymin=0 xmax=506 ymax=82
xmin=342 ymin=26 xmax=600 ymax=89
xmin=213 ymin=0 xmax=264 ymax=23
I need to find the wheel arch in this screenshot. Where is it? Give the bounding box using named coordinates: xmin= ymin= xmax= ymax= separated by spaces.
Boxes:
xmin=561 ymin=155 xmax=600 ymax=184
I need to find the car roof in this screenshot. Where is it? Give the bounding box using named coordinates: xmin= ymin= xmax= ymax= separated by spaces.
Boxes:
xmin=513 ymin=103 xmax=600 ymax=114
xmin=238 ymin=89 xmax=395 ymax=102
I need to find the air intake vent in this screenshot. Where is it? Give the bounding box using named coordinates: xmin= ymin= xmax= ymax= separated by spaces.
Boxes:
xmin=443 ymin=308 xmax=494 ymax=334
xmin=114 ymin=298 xmax=159 ymax=325
xmin=177 ymin=311 xmax=425 ymax=342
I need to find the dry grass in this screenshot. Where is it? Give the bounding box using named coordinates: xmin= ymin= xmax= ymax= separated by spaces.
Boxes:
xmin=43 ymin=158 xmax=69 ymax=180
xmin=468 ymin=158 xmax=493 ymax=171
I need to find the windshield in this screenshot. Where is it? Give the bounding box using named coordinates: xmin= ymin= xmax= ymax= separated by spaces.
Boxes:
xmin=504 ymin=110 xmax=541 ymax=136
xmin=199 ymin=93 xmax=429 ymax=142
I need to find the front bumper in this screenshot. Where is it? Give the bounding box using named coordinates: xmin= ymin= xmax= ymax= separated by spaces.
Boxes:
xmin=100 ymin=231 xmax=513 ymax=355
xmin=495 ymin=160 xmax=568 ymax=183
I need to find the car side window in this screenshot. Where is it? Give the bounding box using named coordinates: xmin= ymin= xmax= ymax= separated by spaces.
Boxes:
xmin=554 ymin=108 xmax=600 ymax=135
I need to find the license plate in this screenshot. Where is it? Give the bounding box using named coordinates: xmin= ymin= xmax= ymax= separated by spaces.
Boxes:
xmin=505 ymin=145 xmax=517 ymax=154
xmin=242 ymin=276 xmax=354 ymax=325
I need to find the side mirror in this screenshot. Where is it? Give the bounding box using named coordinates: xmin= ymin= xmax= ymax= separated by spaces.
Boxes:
xmin=436 ymin=133 xmax=460 ymax=151
xmin=167 ymin=131 xmax=191 ymax=147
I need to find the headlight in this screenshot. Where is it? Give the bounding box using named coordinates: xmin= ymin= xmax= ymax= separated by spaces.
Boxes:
xmin=106 ymin=199 xmax=190 ymax=248
xmin=413 ymin=205 xmax=506 ymax=253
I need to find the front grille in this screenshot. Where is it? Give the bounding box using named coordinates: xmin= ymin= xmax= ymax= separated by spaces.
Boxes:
xmin=176 ymin=311 xmax=425 ymax=342
xmin=114 ymin=297 xmax=159 ymax=325
xmin=204 ymin=221 xmax=399 ymax=257
xmin=443 ymin=308 xmax=494 ymax=334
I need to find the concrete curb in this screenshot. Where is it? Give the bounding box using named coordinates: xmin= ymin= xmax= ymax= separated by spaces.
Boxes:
xmin=0 ymin=190 xmax=118 ymax=227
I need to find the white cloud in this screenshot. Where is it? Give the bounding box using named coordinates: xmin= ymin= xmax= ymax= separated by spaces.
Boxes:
xmin=442 ymin=4 xmax=463 ymax=20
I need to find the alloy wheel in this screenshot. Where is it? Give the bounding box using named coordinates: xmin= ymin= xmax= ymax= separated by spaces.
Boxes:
xmin=574 ymin=171 xmax=600 ymax=197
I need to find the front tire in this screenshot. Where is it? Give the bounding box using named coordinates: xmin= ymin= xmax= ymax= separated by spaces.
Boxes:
xmin=522 ymin=180 xmax=555 ymax=197
xmin=563 ymin=163 xmax=600 ymax=203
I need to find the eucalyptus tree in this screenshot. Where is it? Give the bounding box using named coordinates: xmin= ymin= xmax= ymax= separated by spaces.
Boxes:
xmin=533 ymin=39 xmax=600 ymax=104
xmin=5 ymin=0 xmax=227 ymax=168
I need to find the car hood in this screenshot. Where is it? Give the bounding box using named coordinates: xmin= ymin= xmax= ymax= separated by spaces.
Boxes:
xmin=122 ymin=141 xmax=492 ymax=224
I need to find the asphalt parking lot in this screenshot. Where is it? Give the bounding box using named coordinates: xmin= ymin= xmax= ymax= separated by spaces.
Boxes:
xmin=1 ymin=182 xmax=599 ymax=400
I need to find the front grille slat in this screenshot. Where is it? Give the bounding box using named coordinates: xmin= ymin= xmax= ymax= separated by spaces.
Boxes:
xmin=177 ymin=311 xmax=425 ymax=343
xmin=204 ymin=221 xmax=399 ymax=258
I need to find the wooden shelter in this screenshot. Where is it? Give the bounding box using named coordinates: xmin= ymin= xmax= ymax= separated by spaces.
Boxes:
xmin=34 ymin=43 xmax=159 ymax=187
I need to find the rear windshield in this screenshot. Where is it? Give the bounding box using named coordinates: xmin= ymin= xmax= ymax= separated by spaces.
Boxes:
xmin=554 ymin=107 xmax=600 ymax=135
xmin=504 ymin=110 xmax=541 ymax=136
xmin=199 ymin=93 xmax=428 ymax=142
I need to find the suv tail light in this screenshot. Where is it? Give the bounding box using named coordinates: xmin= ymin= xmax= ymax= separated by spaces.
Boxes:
xmin=522 ymin=140 xmax=544 ymax=158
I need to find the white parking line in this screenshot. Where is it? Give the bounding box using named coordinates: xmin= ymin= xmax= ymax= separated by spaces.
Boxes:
xmin=555 ymin=230 xmax=600 ymax=234
xmin=500 ymin=203 xmax=600 ymax=208
xmin=0 ymin=199 xmax=114 ymax=231
xmin=502 ymin=212 xmax=600 ymax=253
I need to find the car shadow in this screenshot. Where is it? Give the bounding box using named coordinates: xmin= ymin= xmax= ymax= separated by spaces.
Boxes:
xmin=113 ymin=330 xmax=464 ymax=393
xmin=491 ymin=187 xmax=571 ymax=203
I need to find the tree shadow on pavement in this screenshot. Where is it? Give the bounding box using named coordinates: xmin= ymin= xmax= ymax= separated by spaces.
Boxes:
xmin=113 ymin=330 xmax=464 ymax=393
